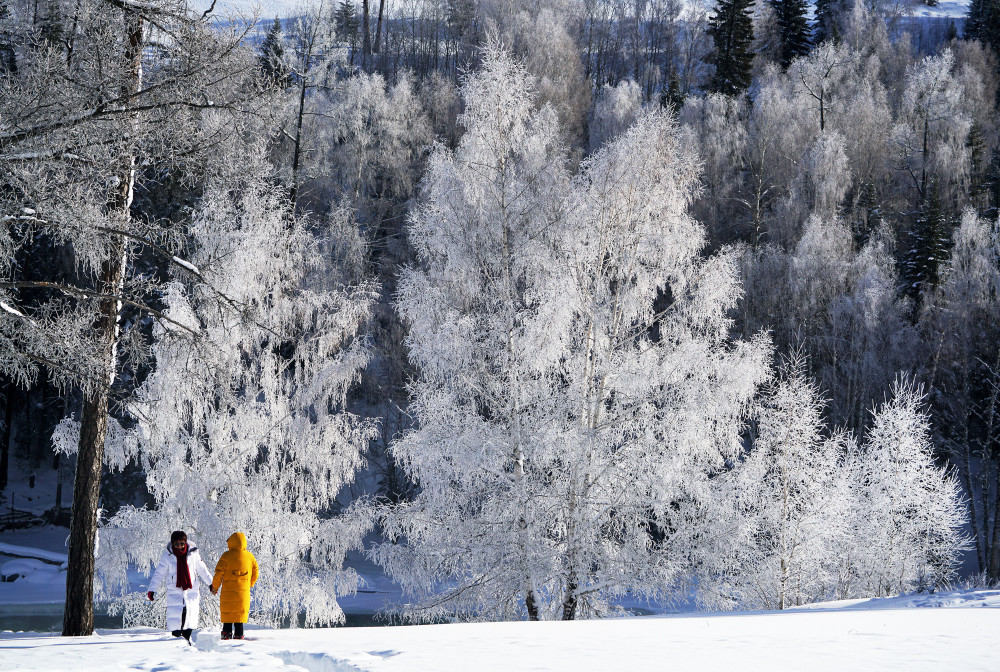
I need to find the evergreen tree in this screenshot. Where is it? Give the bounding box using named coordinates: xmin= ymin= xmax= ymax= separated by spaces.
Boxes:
xmin=334 ymin=0 xmax=359 ymax=43
xmin=37 ymin=1 xmax=63 ymax=50
xmin=968 ymin=124 xmax=990 ymax=214
xmin=258 ymin=17 xmax=290 ymax=87
xmin=986 ymin=147 xmax=1000 ymax=221
xmin=813 ymin=0 xmax=839 ymax=44
xmin=770 ymin=0 xmax=811 ymax=68
xmin=905 ymin=181 xmax=952 ymax=298
xmin=966 ymin=0 xmax=1000 ymax=71
xmin=0 ymin=1 xmax=16 ymax=76
xmin=707 ymin=0 xmax=755 ymax=95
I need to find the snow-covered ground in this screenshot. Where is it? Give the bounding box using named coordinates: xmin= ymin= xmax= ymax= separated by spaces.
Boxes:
xmin=1 ymin=590 xmax=999 ymax=671
xmin=910 ymin=0 xmax=969 ymax=19
xmin=5 ymin=526 xmax=999 ymax=670
xmin=0 ymin=527 xmax=396 ymax=630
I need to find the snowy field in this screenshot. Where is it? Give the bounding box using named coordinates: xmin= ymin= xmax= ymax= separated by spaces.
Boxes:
xmin=1 ymin=591 xmax=999 ymax=672
xmin=4 ymin=529 xmax=999 ymax=671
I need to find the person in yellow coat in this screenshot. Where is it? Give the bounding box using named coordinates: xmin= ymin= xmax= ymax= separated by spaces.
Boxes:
xmin=210 ymin=532 xmax=258 ymax=639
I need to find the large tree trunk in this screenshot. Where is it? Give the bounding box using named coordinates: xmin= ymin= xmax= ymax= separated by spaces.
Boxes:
xmin=373 ymin=0 xmax=385 ymax=54
xmin=62 ymin=10 xmax=143 ymax=638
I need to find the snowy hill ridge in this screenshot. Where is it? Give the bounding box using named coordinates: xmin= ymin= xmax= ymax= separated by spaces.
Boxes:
xmin=2 ymin=589 xmax=999 ymax=672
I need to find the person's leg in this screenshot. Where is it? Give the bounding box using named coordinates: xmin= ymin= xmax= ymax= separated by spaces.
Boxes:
xmin=234 ymin=622 xmax=243 ymax=639
xmin=172 ymin=606 xmax=187 ymax=637
xmin=221 ymin=622 xmax=232 ymax=639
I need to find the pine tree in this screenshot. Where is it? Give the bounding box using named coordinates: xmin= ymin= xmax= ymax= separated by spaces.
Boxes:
xmin=258 ymin=18 xmax=289 ymax=87
xmin=0 ymin=1 xmax=15 ymax=76
xmin=334 ymin=0 xmax=359 ymax=43
xmin=905 ymin=181 xmax=951 ymax=298
xmin=37 ymin=1 xmax=63 ymax=49
xmin=770 ymin=0 xmax=811 ymax=68
xmin=987 ymin=148 xmax=1000 ymax=221
xmin=968 ymin=124 xmax=990 ymax=214
xmin=966 ymin=0 xmax=1000 ymax=73
xmin=813 ymin=0 xmax=839 ymax=44
xmin=707 ymin=0 xmax=755 ymax=95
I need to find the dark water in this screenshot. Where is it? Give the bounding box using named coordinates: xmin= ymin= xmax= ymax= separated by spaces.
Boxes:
xmin=0 ymin=605 xmax=384 ymax=633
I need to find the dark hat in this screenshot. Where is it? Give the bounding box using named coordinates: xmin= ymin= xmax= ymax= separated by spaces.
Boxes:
xmin=170 ymin=530 xmax=187 ymax=543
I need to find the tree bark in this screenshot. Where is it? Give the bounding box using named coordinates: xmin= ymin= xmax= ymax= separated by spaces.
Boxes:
xmin=362 ymin=0 xmax=371 ymax=70
xmin=289 ymin=71 xmax=308 ymax=210
xmin=0 ymin=379 xmax=11 ymax=490
xmin=374 ymin=0 xmax=385 ymax=54
xmin=62 ymin=10 xmax=143 ymax=638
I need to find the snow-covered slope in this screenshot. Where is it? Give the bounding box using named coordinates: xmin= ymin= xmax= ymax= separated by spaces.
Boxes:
xmin=2 ymin=590 xmax=999 ymax=672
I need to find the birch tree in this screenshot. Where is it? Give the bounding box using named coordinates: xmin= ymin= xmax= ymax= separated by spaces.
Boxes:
xmin=90 ymin=159 xmax=378 ymax=628
xmin=703 ymin=356 xmax=848 ymax=610
xmin=374 ymin=44 xmax=770 ymax=622
xmin=0 ymin=0 xmax=262 ymax=635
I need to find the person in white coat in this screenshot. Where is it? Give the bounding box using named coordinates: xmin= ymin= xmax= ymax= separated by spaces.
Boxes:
xmin=147 ymin=530 xmax=213 ymax=641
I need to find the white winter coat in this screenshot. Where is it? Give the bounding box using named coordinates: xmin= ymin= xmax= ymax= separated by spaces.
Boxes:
xmin=149 ymin=544 xmax=213 ymax=631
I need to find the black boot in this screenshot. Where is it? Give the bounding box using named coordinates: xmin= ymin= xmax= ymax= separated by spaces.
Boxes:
xmin=171 ymin=630 xmax=182 ymax=638
xmin=182 ymin=629 xmax=193 ymax=643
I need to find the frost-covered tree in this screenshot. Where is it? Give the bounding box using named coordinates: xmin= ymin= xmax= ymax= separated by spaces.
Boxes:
xmin=0 ymin=0 xmax=263 ymax=636
xmin=373 ymin=44 xmax=573 ymax=622
xmin=849 ymin=382 xmax=968 ymax=595
xmin=700 ymin=367 xmax=966 ymax=607
xmin=588 ymin=79 xmax=643 ymax=152
xmin=892 ymin=49 xmax=971 ymax=208
xmin=374 ymin=44 xmax=771 ymax=622
xmin=88 ymin=159 xmax=378 ymax=628
xmin=703 ymin=356 xmax=848 ymax=610
xmin=920 ymin=209 xmax=1000 ymax=580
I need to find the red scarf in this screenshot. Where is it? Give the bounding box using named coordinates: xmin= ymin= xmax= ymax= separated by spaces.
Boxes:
xmin=173 ymin=545 xmax=193 ymax=590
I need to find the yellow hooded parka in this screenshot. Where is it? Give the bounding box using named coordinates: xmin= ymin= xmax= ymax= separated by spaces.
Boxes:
xmin=211 ymin=532 xmax=258 ymax=623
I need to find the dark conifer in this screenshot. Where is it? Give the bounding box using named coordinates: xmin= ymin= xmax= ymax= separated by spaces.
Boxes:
xmin=813 ymin=0 xmax=839 ymax=44
xmin=707 ymin=0 xmax=755 ymax=96
xmin=966 ymin=0 xmax=1000 ymax=65
xmin=905 ymin=181 xmax=951 ymax=299
xmin=335 ymin=0 xmax=359 ymax=42
xmin=38 ymin=1 xmax=63 ymax=49
xmin=258 ymin=18 xmax=290 ymax=87
xmin=770 ymin=0 xmax=811 ymax=67
xmin=0 ymin=1 xmax=16 ymax=76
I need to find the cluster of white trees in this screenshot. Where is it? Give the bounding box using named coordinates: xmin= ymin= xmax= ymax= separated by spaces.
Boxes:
xmin=373 ymin=44 xmax=967 ymax=621
xmin=699 ymin=358 xmax=964 ymax=611
xmin=0 ymin=0 xmax=991 ymax=632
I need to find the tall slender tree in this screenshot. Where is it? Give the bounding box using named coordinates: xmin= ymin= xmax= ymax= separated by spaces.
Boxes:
xmin=707 ymin=0 xmax=755 ymax=95
xmin=770 ymin=0 xmax=811 ymax=68
xmin=0 ymin=0 xmax=263 ymax=635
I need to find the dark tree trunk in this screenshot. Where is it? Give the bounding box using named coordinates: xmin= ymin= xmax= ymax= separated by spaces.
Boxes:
xmin=362 ymin=0 xmax=371 ymax=70
xmin=525 ymin=589 xmax=539 ymax=621
xmin=561 ymin=576 xmax=577 ymax=620
xmin=62 ymin=10 xmax=143 ymax=638
xmin=289 ymin=72 xmax=308 ymax=210
xmin=374 ymin=0 xmax=385 ymax=54
xmin=0 ymin=379 xmax=11 ymax=490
